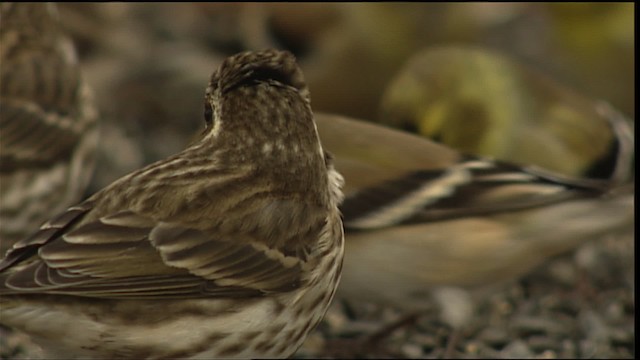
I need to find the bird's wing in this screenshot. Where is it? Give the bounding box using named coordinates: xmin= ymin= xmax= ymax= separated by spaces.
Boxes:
xmin=0 ymin=98 xmax=87 ymax=172
xmin=0 ymin=200 xmax=314 ymax=299
xmin=313 ymin=114 xmax=614 ymax=230
xmin=341 ymin=155 xmax=612 ymax=230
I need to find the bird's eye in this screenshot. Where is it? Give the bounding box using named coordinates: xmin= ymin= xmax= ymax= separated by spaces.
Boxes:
xmin=204 ymin=101 xmax=213 ymax=128
xmin=225 ymin=67 xmax=293 ymax=94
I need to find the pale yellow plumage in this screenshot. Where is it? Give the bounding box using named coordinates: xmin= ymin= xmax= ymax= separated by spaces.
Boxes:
xmin=380 ymin=46 xmax=634 ymax=182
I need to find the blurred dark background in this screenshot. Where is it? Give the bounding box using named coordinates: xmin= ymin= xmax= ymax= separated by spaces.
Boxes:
xmin=52 ymin=3 xmax=634 ymax=188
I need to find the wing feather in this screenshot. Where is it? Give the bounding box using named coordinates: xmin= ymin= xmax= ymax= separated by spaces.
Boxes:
xmin=343 ymin=156 xmax=608 ymax=229
xmin=1 ymin=202 xmax=316 ymax=299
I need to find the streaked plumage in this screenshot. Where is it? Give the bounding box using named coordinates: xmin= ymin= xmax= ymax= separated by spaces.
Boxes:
xmin=314 ymin=113 xmax=633 ymax=327
xmin=0 ymin=3 xmax=98 ymax=254
xmin=0 ymin=50 xmax=344 ymax=359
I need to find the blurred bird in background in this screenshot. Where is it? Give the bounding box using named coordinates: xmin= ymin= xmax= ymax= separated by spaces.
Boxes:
xmin=380 ymin=46 xmax=634 ymax=182
xmin=0 ymin=3 xmax=98 ymax=255
xmin=316 ymin=114 xmax=633 ymax=334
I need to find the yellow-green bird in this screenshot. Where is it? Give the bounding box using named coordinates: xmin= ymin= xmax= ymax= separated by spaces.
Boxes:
xmin=380 ymin=46 xmax=634 ymax=183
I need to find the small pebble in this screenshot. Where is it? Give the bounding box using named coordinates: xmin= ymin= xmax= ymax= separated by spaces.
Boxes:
xmin=400 ymin=343 xmax=424 ymax=358
xmin=527 ymin=335 xmax=560 ymax=353
xmin=500 ymin=339 xmax=534 ymax=358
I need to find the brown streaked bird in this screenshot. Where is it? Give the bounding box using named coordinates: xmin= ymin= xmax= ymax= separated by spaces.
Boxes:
xmin=314 ymin=113 xmax=633 ymax=329
xmin=0 ymin=50 xmax=345 ymax=359
xmin=0 ymin=3 xmax=99 ymax=255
